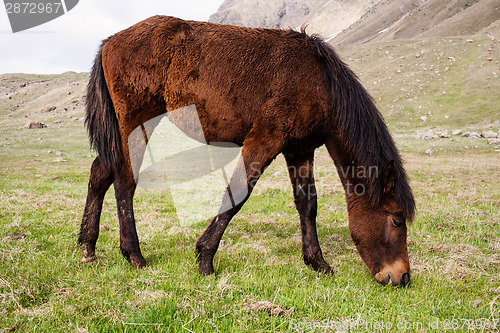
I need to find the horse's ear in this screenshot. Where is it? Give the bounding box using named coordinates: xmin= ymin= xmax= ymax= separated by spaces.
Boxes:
xmin=382 ymin=160 xmax=395 ymax=195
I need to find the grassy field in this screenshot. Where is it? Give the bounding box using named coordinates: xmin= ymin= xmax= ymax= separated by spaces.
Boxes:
xmin=0 ymin=36 xmax=499 ymax=332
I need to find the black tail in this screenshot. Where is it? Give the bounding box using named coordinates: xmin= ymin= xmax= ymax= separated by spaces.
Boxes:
xmin=85 ymin=41 xmax=123 ymax=170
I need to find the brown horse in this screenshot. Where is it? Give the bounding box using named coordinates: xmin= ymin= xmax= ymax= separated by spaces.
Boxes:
xmin=78 ymin=16 xmax=415 ymax=286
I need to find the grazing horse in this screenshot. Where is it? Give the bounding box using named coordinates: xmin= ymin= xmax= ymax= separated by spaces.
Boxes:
xmin=79 ymin=16 xmax=415 ymax=286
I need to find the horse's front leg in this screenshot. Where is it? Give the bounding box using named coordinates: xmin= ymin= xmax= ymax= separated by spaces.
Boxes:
xmin=285 ymin=151 xmax=332 ymax=274
xmin=196 ymin=129 xmax=283 ymax=275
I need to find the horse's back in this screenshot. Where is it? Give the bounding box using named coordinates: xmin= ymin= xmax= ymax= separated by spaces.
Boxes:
xmin=100 ymin=16 xmax=331 ymax=144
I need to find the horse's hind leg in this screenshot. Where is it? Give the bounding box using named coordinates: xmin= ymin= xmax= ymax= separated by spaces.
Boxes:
xmin=284 ymin=151 xmax=332 ymax=274
xmin=78 ymin=145 xmax=147 ymax=269
xmin=196 ymin=131 xmax=283 ymax=275
xmin=111 ymin=117 xmax=161 ymax=268
xmin=78 ymin=157 xmax=115 ymax=263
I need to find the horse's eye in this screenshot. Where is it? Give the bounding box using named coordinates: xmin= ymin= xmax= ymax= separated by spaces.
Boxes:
xmin=392 ymin=217 xmax=403 ymax=227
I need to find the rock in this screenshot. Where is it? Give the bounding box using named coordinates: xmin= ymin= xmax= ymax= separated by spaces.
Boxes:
xmin=463 ymin=132 xmax=480 ymax=138
xmin=415 ymin=130 xmax=436 ymax=140
xmin=41 ymin=105 xmax=56 ymax=113
xmin=25 ymin=121 xmax=47 ymax=129
xmin=11 ymin=232 xmax=26 ymax=240
xmin=488 ymin=138 xmax=500 ymax=145
xmin=481 ymin=130 xmax=498 ymax=138
xmin=439 ymin=130 xmax=450 ymax=138
xmin=424 ymin=148 xmax=434 ymax=156
xmin=420 ymin=116 xmax=427 ymax=122
xmin=472 ymin=300 xmax=482 ymax=308
xmin=55 ymin=151 xmax=63 ymax=156
xmin=420 ymin=130 xmax=436 ymax=139
xmin=452 ymin=129 xmax=462 ymax=136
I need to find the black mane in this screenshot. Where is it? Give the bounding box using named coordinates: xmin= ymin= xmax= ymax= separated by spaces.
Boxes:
xmin=309 ymin=33 xmax=416 ymax=221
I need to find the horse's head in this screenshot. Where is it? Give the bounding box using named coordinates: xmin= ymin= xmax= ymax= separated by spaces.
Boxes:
xmin=347 ymin=161 xmax=411 ymax=287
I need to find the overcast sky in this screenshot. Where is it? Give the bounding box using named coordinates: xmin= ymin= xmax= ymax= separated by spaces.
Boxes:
xmin=0 ymin=0 xmax=225 ymax=74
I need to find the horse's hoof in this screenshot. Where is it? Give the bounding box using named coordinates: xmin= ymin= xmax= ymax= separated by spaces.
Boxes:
xmin=310 ymin=260 xmax=333 ymax=275
xmin=198 ymin=261 xmax=215 ymax=276
xmin=321 ymin=265 xmax=333 ymax=275
xmin=80 ymin=244 xmax=97 ymax=264
xmin=130 ymin=255 xmax=149 ymax=269
xmin=81 ymin=254 xmax=97 ymax=264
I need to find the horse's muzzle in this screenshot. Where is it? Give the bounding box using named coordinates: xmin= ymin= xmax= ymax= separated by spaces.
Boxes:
xmin=374 ymin=259 xmax=411 ymax=286
xmin=375 ymin=271 xmax=410 ymax=286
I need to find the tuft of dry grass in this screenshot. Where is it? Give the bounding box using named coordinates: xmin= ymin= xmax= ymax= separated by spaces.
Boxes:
xmin=243 ymin=300 xmax=294 ymax=317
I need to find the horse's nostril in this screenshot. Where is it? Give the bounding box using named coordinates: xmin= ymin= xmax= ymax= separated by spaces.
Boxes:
xmin=401 ymin=273 xmax=410 ymax=286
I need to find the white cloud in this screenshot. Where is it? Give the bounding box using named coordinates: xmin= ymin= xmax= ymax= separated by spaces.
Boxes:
xmin=0 ymin=0 xmax=224 ymax=74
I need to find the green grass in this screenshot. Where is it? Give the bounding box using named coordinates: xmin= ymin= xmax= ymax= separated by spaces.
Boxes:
xmin=1 ymin=37 xmax=500 ymax=332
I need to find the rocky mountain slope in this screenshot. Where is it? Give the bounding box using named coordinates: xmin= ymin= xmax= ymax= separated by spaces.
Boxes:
xmin=209 ymin=0 xmax=500 ymax=43
xmin=208 ymin=0 xmax=378 ymax=41
xmin=332 ymin=0 xmax=500 ymax=46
